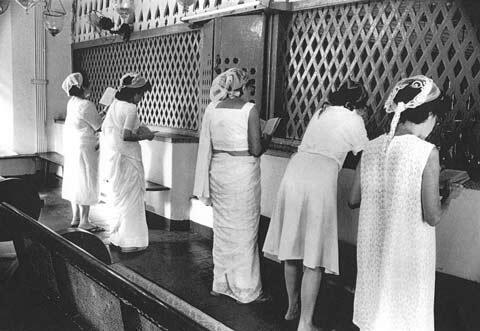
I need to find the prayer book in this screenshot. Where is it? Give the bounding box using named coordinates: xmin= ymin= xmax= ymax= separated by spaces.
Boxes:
xmin=439 ymin=169 xmax=470 ymax=185
xmin=99 ymin=87 xmax=117 ymax=106
xmin=261 ymin=117 xmax=281 ymax=136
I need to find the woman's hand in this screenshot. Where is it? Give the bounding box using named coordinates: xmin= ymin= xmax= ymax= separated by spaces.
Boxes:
xmin=443 ymin=182 xmax=464 ymax=202
xmin=137 ymin=126 xmax=155 ymax=141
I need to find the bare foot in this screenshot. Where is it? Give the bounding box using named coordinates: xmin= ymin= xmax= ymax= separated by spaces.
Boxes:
xmin=284 ymin=302 xmax=300 ymax=320
xmin=297 ymin=319 xmax=321 ymax=331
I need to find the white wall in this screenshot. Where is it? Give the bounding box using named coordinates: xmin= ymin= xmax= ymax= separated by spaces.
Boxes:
xmin=7 ymin=4 xmax=36 ymax=154
xmin=45 ymin=0 xmax=73 ymax=152
xmin=0 ymin=8 xmax=14 ymax=152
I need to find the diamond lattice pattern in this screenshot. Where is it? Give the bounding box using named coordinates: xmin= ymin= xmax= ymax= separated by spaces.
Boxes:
xmin=283 ymin=0 xmax=480 ymax=140
xmin=73 ymin=31 xmax=201 ymax=130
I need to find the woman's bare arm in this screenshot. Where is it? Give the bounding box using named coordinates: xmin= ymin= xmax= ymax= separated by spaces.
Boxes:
xmin=348 ymin=160 xmax=362 ymax=209
xmin=122 ymin=126 xmax=154 ymax=142
xmin=248 ymin=106 xmax=271 ymax=157
xmin=421 ymin=148 xmax=463 ymax=226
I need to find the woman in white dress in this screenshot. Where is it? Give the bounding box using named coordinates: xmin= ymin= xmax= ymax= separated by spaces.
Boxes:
xmin=61 ymin=73 xmax=103 ymax=232
xmin=193 ymin=68 xmax=272 ymax=304
xmin=348 ymin=76 xmax=462 ymax=331
xmin=262 ymin=80 xmax=369 ymax=331
xmin=100 ymin=73 xmax=155 ymax=253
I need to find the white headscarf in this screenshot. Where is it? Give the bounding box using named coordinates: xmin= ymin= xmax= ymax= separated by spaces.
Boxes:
xmin=62 ymin=73 xmax=83 ymax=96
xmin=384 ymin=75 xmax=441 ymax=147
xmin=209 ymin=68 xmax=249 ymax=102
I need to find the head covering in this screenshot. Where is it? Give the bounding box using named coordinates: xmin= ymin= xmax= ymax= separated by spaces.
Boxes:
xmin=384 ymin=75 xmax=441 ymax=144
xmin=209 ymin=68 xmax=249 ymax=102
xmin=62 ymin=72 xmax=83 ymax=96
xmin=119 ymin=72 xmax=150 ymax=89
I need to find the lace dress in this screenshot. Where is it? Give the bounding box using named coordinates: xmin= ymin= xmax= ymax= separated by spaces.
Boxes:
xmin=353 ymin=134 xmax=436 ymax=331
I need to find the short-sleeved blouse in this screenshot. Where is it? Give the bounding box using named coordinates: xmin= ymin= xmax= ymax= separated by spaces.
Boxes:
xmin=298 ymin=105 xmax=368 ymax=166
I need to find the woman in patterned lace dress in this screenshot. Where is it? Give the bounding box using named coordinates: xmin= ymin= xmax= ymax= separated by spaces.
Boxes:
xmin=348 ymin=76 xmax=462 ymax=331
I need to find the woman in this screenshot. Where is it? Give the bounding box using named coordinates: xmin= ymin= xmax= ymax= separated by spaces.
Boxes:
xmin=61 ymin=72 xmax=103 ymax=232
xmin=100 ymin=73 xmax=155 ymax=253
xmin=348 ymin=75 xmax=462 ymax=331
xmin=263 ymin=80 xmax=369 ymax=331
xmin=193 ymin=68 xmax=271 ymax=304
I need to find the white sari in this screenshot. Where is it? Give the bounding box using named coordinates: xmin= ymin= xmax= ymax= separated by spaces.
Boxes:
xmin=62 ymin=96 xmax=101 ymax=205
xmin=193 ymin=103 xmax=262 ymax=303
xmin=100 ymin=99 xmax=148 ymax=248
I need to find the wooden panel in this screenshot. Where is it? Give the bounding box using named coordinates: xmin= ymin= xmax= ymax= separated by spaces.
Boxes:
xmin=198 ymin=20 xmax=214 ymax=126
xmin=213 ymin=14 xmax=266 ymax=115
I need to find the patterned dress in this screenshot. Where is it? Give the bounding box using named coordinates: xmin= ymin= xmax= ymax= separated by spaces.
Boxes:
xmin=354 ymin=134 xmax=436 ymax=331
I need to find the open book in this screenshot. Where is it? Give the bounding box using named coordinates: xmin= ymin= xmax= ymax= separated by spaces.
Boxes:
xmin=99 ymin=87 xmax=117 ymax=106
xmin=439 ymin=169 xmax=470 ymax=185
xmin=260 ymin=118 xmax=281 ymax=136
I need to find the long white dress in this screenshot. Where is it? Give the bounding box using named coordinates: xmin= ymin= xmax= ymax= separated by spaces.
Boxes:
xmin=193 ymin=102 xmax=262 ymax=303
xmin=100 ymin=99 xmax=148 ymax=249
xmin=62 ymin=96 xmax=102 ymax=205
xmin=354 ymin=134 xmax=436 ymax=331
xmin=262 ymin=106 xmax=368 ymax=273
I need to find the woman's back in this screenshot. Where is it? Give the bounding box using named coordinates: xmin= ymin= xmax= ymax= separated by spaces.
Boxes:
xmin=65 ymin=96 xmax=100 ymax=139
xmin=299 ymin=105 xmax=367 ymax=166
xmin=209 ymin=102 xmax=253 ymax=151
xmin=354 ymin=134 xmax=436 ymax=331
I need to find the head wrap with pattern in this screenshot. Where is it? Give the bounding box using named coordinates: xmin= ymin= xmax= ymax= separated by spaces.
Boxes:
xmin=209 ymin=68 xmax=249 ymax=102
xmin=119 ymin=72 xmax=149 ymax=89
xmin=384 ymin=75 xmax=441 ymax=145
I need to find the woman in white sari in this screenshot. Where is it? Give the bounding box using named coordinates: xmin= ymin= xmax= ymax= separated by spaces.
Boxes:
xmin=193 ymin=68 xmax=272 ymax=303
xmin=61 ymin=73 xmax=103 ymax=232
xmin=101 ymin=73 xmax=155 ymax=253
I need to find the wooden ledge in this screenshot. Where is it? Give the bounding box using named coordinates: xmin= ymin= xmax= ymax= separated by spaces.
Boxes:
xmin=145 ymin=181 xmax=170 ymax=192
xmin=153 ymin=132 xmax=198 ymax=143
xmin=37 ymin=152 xmax=64 ymax=166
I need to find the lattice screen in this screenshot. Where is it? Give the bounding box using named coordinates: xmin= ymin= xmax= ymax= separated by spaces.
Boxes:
xmin=72 ymin=0 xmax=257 ymax=42
xmin=73 ymin=30 xmax=202 ymax=130
xmin=282 ymin=0 xmax=480 ymax=140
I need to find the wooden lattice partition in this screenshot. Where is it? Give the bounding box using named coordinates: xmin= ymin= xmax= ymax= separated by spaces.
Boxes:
xmin=281 ymin=0 xmax=480 ymax=141
xmin=73 ymin=30 xmax=202 ymax=130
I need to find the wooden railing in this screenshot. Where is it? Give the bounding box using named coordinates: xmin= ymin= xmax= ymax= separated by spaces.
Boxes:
xmin=0 ymin=201 xmax=208 ymax=331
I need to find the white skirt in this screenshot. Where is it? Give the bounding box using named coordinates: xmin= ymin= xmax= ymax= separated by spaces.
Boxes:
xmin=210 ymin=153 xmax=262 ymax=303
xmin=263 ymin=151 xmax=340 ymax=273
xmin=62 ymin=140 xmax=99 ymax=206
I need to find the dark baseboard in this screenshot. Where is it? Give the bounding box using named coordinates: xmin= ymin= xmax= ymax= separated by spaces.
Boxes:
xmin=145 ymin=210 xmax=190 ymax=231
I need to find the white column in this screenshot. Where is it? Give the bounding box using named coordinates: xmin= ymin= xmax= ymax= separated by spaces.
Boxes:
xmin=34 ymin=5 xmax=48 ymax=153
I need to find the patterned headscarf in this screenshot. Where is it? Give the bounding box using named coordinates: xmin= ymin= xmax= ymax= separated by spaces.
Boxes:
xmin=62 ymin=72 xmax=83 ymax=96
xmin=209 ymin=68 xmax=249 ymax=102
xmin=384 ymin=75 xmax=441 ymax=144
xmin=119 ymin=72 xmax=149 ymax=89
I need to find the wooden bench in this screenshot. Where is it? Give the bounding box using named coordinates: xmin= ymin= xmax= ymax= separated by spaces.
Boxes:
xmin=37 ymin=152 xmax=169 ymax=191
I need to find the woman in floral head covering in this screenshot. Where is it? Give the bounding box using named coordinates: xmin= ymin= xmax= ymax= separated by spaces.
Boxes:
xmin=100 ymin=72 xmax=155 ymax=253
xmin=61 ymin=72 xmax=104 ymax=232
xmin=193 ymin=68 xmax=272 ymax=304
xmin=349 ymin=75 xmax=462 ymax=331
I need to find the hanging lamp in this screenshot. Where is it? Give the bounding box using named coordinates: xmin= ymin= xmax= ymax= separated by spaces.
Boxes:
xmin=43 ymin=0 xmax=66 ymax=36
xmin=15 ymin=0 xmax=41 ymax=11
